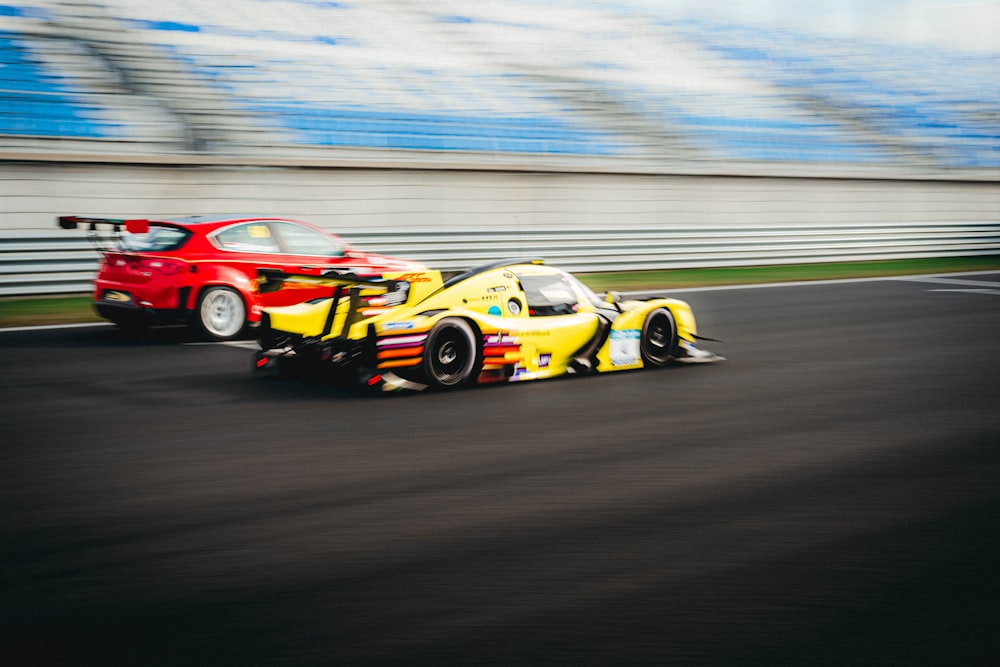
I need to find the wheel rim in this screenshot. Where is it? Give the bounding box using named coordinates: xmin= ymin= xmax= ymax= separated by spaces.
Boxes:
xmin=438 ymin=341 xmax=459 ymax=366
xmin=201 ymin=289 xmax=245 ymax=338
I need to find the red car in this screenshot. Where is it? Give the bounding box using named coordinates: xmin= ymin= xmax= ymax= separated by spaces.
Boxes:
xmin=59 ymin=215 xmax=425 ymax=340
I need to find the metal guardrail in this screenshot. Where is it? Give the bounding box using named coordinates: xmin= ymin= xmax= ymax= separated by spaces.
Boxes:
xmin=0 ymin=232 xmax=103 ymax=296
xmin=2 ymin=223 xmax=999 ymax=297
xmin=345 ymin=223 xmax=1000 ymax=272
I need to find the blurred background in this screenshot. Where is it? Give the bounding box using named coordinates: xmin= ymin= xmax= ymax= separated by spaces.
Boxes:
xmin=1 ymin=0 xmax=998 ymax=292
xmin=2 ymin=5 xmax=1000 ymax=665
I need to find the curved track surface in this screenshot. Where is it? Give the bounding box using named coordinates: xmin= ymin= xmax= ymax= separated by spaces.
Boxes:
xmin=2 ymin=274 xmax=1000 ymax=665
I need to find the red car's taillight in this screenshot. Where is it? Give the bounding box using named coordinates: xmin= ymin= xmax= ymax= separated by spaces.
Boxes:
xmin=137 ymin=258 xmax=185 ymax=275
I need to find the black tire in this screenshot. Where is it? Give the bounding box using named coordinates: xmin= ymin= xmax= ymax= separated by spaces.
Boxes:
xmin=422 ymin=318 xmax=478 ymax=388
xmin=196 ymin=286 xmax=247 ymax=341
xmin=640 ymin=307 xmax=678 ymax=367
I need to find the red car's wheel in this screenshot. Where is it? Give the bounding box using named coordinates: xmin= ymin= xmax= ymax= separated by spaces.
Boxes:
xmin=197 ymin=286 xmax=247 ymax=341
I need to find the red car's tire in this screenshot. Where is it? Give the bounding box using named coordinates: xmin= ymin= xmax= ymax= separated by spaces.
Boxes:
xmin=196 ymin=286 xmax=247 ymax=341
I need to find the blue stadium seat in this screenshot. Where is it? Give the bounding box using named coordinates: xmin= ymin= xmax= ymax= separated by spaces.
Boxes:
xmin=0 ymin=30 xmax=115 ymax=139
xmin=0 ymin=3 xmax=996 ymax=166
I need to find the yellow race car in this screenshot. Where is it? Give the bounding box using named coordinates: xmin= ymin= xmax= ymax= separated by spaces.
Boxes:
xmin=253 ymin=259 xmax=723 ymax=393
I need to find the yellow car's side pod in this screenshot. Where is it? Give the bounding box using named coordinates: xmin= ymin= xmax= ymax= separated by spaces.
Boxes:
xmin=253 ymin=258 xmax=723 ymax=393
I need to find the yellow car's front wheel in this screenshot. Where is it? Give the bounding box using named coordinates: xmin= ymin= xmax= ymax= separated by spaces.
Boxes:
xmin=640 ymin=307 xmax=678 ymax=367
xmin=423 ymin=318 xmax=479 ymax=388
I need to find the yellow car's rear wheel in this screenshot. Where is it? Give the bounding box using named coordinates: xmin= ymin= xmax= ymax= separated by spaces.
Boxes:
xmin=640 ymin=307 xmax=678 ymax=367
xmin=423 ymin=318 xmax=478 ymax=387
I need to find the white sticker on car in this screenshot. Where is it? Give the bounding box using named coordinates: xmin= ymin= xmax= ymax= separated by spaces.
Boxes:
xmin=610 ymin=329 xmax=640 ymax=366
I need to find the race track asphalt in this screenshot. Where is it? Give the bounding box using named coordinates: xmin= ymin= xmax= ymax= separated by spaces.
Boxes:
xmin=2 ymin=273 xmax=999 ymax=666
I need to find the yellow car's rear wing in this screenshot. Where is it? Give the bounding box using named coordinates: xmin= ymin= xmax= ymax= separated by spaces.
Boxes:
xmin=255 ymin=267 xmax=401 ymax=295
xmin=256 ymin=267 xmax=445 ymax=340
xmin=256 ymin=266 xmax=443 ymax=299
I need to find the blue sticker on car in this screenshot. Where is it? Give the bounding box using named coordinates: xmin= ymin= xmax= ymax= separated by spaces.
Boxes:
xmin=382 ymin=321 xmax=415 ymax=330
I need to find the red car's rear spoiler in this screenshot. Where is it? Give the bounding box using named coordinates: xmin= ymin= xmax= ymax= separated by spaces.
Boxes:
xmin=58 ymin=216 xmax=150 ymax=234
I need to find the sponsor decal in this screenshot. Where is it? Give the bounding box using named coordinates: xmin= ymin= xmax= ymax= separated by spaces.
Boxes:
xmin=395 ymin=272 xmax=433 ymax=283
xmin=382 ymin=321 xmax=415 ymax=330
xmin=610 ymin=329 xmax=641 ymax=366
xmin=470 ymin=293 xmax=501 ymax=304
xmin=104 ymin=290 xmax=132 ymax=303
xmin=488 ymin=305 xmax=502 ymax=317
xmin=538 ymin=353 xmax=551 ymax=368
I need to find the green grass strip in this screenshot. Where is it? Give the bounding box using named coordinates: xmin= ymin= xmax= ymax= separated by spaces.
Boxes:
xmin=577 ymin=256 xmax=1000 ymax=292
xmin=0 ymin=295 xmax=101 ymax=328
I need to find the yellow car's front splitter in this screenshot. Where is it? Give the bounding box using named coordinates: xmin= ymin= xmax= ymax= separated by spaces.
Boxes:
xmin=675 ymin=339 xmax=727 ymax=364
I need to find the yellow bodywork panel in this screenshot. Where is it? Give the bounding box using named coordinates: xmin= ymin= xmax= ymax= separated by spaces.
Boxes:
xmin=483 ymin=311 xmax=601 ymax=380
xmin=596 ymin=298 xmax=698 ymax=371
xmin=264 ymin=298 xmax=339 ymax=338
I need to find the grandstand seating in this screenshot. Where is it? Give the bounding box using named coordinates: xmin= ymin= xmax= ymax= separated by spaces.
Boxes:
xmin=0 ymin=29 xmax=114 ymax=138
xmin=675 ymin=21 xmax=1000 ymax=168
xmin=0 ymin=0 xmax=997 ymax=168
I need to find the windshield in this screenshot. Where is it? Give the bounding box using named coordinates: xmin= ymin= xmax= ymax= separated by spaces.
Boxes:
xmin=120 ymin=225 xmax=191 ymax=252
xmin=518 ymin=270 xmax=604 ymax=316
xmin=564 ymin=272 xmax=605 ymax=307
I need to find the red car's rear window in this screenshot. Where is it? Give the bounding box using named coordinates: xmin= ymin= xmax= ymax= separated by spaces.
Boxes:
xmin=120 ymin=225 xmax=192 ymax=252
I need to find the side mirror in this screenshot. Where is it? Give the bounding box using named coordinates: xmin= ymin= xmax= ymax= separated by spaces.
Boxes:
xmin=605 ymin=291 xmax=622 ymax=312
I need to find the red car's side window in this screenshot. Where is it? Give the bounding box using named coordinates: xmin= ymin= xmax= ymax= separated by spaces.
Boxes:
xmin=212 ymin=223 xmax=281 ymax=253
xmin=271 ymin=222 xmax=346 ymax=257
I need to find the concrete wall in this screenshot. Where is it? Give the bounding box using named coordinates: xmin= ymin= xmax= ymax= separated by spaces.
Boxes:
xmin=2 ymin=160 xmax=998 ymax=296
xmin=4 ymin=162 xmax=998 ymax=237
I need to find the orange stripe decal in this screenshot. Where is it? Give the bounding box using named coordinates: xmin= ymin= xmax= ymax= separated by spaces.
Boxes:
xmin=378 ymin=358 xmax=422 ymax=369
xmin=377 ymin=346 xmax=424 ymax=360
